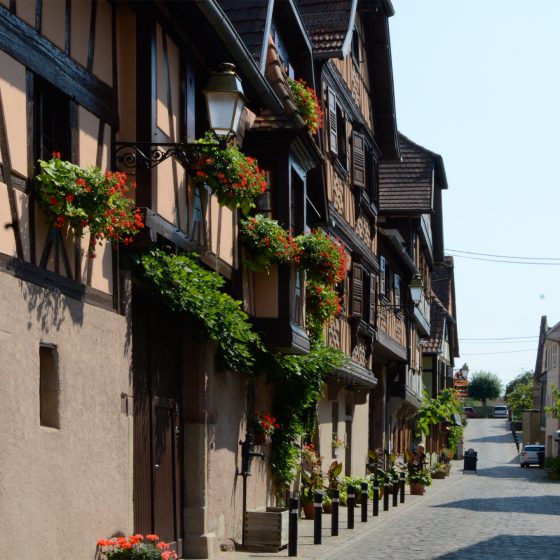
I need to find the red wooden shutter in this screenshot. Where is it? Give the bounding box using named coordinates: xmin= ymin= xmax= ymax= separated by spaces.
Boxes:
xmin=328 ymin=87 xmax=338 ymax=155
xmin=352 ymin=131 xmax=365 ymax=188
xmin=369 ymin=272 xmax=376 ymax=326
xmin=351 ymin=263 xmax=363 ymax=318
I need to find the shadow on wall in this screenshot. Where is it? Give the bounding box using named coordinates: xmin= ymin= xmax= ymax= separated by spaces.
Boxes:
xmin=433 ymin=535 xmax=560 ymax=559
xmin=433 ymin=495 xmax=560 ymax=516
xmin=19 ymin=276 xmax=84 ymax=332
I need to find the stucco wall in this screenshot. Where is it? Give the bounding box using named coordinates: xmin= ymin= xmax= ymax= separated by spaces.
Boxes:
xmin=0 ymin=271 xmax=132 ymax=560
xmin=350 ymin=397 xmax=370 ymax=477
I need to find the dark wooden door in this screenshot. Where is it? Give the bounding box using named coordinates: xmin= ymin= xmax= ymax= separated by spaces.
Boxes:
xmin=133 ymin=287 xmax=183 ymax=555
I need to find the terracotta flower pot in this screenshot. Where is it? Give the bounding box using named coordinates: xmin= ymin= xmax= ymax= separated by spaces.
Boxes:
xmin=409 ymin=482 xmax=426 ymax=495
xmin=302 ymin=501 xmax=315 ymax=519
xmin=323 ymin=502 xmax=332 ymax=514
xmin=253 ymin=433 xmax=271 ymax=445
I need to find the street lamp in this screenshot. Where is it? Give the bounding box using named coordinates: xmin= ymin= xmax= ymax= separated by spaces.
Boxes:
xmin=115 ymin=63 xmax=246 ymax=171
xmin=377 ymin=273 xmax=425 ymax=317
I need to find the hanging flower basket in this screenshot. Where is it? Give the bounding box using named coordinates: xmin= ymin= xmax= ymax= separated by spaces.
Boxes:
xmin=240 ymin=214 xmax=301 ymax=271
xmin=252 ymin=412 xmax=280 ymax=443
xmin=306 ymin=279 xmax=341 ymax=342
xmin=194 ymin=132 xmax=268 ymax=214
xmin=35 ymin=154 xmax=144 ymax=256
xmin=287 ymin=78 xmax=323 ymax=135
xmin=296 ymin=230 xmax=347 ymax=285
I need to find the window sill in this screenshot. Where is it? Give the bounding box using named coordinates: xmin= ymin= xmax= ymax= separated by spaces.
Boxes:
xmin=330 ymin=154 xmax=349 ymax=182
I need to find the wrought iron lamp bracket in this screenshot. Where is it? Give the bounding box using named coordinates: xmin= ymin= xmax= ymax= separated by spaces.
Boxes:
xmin=114 ymin=138 xmax=228 ymax=174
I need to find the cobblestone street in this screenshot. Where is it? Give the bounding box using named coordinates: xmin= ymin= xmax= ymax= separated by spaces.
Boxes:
xmin=224 ymin=418 xmax=560 ymax=560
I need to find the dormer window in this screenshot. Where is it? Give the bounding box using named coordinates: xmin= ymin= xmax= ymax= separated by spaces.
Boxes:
xmin=272 ymin=23 xmax=294 ymax=78
xmin=351 ymin=28 xmax=361 ymax=68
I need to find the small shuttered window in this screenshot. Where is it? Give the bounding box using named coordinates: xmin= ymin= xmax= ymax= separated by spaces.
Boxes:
xmin=328 ymin=87 xmax=338 ymax=155
xmin=351 ymin=262 xmax=363 ymax=318
xmin=379 ymin=256 xmax=386 ymax=296
xmin=352 ymin=131 xmax=366 ymax=188
xmin=368 ymin=272 xmax=376 ymax=326
xmin=394 ymin=274 xmax=401 ymax=307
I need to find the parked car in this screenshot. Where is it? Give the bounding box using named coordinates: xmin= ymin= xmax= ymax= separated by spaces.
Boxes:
xmin=491 ymin=405 xmax=508 ymax=418
xmin=519 ymin=444 xmax=545 ymax=467
xmin=463 ymin=406 xmax=476 ymax=418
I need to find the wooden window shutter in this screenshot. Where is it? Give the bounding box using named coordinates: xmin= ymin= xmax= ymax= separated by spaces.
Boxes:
xmin=352 ymin=131 xmax=366 ymax=188
xmin=351 ymin=263 xmax=363 ymax=319
xmin=380 ymin=257 xmax=386 ymax=295
xmin=369 ymin=272 xmax=376 ymax=326
xmin=328 ymin=87 xmax=338 ymax=155
xmin=394 ymin=274 xmax=401 ymax=307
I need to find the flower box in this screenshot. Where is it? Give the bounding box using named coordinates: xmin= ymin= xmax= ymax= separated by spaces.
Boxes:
xmin=244 ymin=507 xmax=289 ymax=551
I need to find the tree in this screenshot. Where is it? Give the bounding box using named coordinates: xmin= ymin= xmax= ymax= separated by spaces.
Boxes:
xmin=504 ymin=370 xmax=533 ymax=398
xmin=505 ymin=377 xmax=533 ymax=415
xmin=468 ymin=371 xmax=503 ymax=415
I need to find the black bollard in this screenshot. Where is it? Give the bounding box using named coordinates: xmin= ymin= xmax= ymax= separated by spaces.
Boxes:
xmin=392 ymin=475 xmax=398 ymax=507
xmin=383 ymin=477 xmax=389 ymax=511
xmin=347 ymin=485 xmax=355 ymax=529
xmin=373 ymin=480 xmax=379 ymax=517
xmin=361 ymin=482 xmax=368 ymax=522
xmin=314 ymin=491 xmax=323 ymax=545
xmin=400 ymin=472 xmax=406 ymax=503
xmin=331 ymin=489 xmax=339 ymax=536
xmin=288 ymin=496 xmax=298 ymax=557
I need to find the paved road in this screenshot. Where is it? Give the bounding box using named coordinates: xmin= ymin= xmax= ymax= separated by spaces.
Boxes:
xmin=222 ymin=418 xmax=560 ymax=560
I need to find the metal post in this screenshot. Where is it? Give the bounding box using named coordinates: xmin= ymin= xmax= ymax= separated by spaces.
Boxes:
xmin=331 ymin=489 xmax=339 ymax=536
xmin=347 ymin=484 xmax=355 ymax=529
xmin=383 ymin=477 xmax=389 ymax=511
xmin=400 ymin=472 xmax=406 ymax=503
xmin=392 ymin=475 xmax=398 ymax=507
xmin=373 ymin=480 xmax=379 ymax=517
xmin=288 ymin=496 xmax=298 ymax=557
xmin=314 ymin=491 xmax=323 ymax=545
xmin=361 ymin=482 xmax=368 ymax=522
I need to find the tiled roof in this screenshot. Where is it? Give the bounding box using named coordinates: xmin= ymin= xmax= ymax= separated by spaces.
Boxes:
xmin=378 ymin=133 xmax=443 ymax=213
xmin=251 ymin=111 xmax=299 ymax=131
xmin=431 ymin=260 xmax=452 ymax=309
xmin=423 ymin=294 xmax=447 ymax=354
xmin=296 ymin=0 xmax=355 ymax=55
xmin=216 ymin=0 xmax=270 ymax=70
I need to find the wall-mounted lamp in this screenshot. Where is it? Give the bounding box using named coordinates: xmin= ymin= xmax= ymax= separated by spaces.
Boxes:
xmin=115 ymin=63 xmax=246 ymax=172
xmin=377 ymin=273 xmax=424 ymax=318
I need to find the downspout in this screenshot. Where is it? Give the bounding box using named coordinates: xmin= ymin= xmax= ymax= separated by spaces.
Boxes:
xmin=194 ymin=0 xmax=284 ymax=114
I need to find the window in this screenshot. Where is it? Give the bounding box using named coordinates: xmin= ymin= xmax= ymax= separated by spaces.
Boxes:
xmin=366 ymin=269 xmax=376 ymax=326
xmin=380 ymin=256 xmax=391 ymax=299
xmin=272 ymin=24 xmax=294 ymax=78
xmin=327 ymin=87 xmax=348 ymax=171
xmin=36 ymin=76 xmax=71 ymax=161
xmin=351 ymin=28 xmax=360 ymax=68
xmin=256 ymin=169 xmax=273 ymax=217
xmin=365 ymin=147 xmax=379 ymax=204
xmin=394 ymin=274 xmax=401 ymax=308
xmin=40 ymin=344 xmax=60 ymax=429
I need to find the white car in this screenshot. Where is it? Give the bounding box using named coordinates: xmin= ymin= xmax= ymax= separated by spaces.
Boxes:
xmin=492 ymin=405 xmax=508 ymax=418
xmin=519 ymin=444 xmax=545 ymax=467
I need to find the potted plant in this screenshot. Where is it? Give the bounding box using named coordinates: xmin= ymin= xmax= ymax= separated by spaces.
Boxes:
xmin=35 ymin=154 xmax=144 ymax=256
xmin=194 ymin=132 xmax=268 ymax=213
xmin=300 ymin=444 xmax=324 ymax=519
xmin=251 ymin=412 xmax=280 ymax=445
xmin=295 ymin=229 xmax=347 ymax=285
xmin=97 ymin=534 xmax=177 ymax=560
xmin=331 ymin=433 xmax=345 ymax=458
xmin=324 ymin=460 xmax=343 ymax=513
xmin=287 ymin=78 xmax=323 ymax=135
xmin=239 ymin=214 xmax=301 ymax=271
xmin=430 ymin=462 xmax=447 ymax=480
xmin=407 ymin=469 xmax=432 ymax=495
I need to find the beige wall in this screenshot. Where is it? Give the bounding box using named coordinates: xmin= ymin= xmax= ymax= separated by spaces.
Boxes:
xmin=0 ymin=271 xmax=132 ymax=560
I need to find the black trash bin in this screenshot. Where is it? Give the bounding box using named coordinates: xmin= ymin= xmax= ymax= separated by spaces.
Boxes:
xmin=464 ymin=448 xmax=477 ymax=473
xmin=537 ymin=450 xmax=545 ymax=469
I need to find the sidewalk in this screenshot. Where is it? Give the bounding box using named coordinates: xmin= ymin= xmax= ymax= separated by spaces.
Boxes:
xmin=215 ymin=461 xmax=463 ymax=560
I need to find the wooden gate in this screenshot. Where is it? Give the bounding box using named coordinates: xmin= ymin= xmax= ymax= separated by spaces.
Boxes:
xmin=133 ymin=288 xmax=183 ymax=555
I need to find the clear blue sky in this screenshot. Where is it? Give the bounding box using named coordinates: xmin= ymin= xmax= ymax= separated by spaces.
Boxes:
xmin=389 ymin=1 xmax=560 ymax=388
